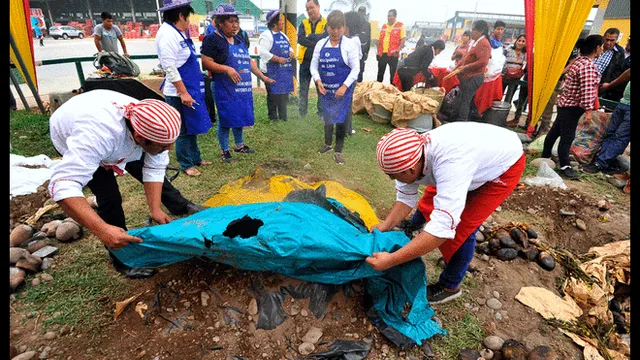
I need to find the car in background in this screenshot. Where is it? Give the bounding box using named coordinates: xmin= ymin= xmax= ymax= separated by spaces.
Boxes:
xmin=49 ymin=25 xmax=84 ymax=40
xmin=399 ymin=38 xmax=418 ymax=59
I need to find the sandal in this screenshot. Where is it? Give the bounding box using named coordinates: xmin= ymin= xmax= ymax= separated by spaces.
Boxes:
xmin=184 ymin=167 xmax=202 ymax=177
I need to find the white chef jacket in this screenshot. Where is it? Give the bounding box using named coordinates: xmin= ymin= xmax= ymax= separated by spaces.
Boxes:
xmin=258 ymin=29 xmax=294 ymax=73
xmin=155 ymin=22 xmax=193 ymax=97
xmin=48 ymin=90 xmax=169 ymax=202
xmin=395 ymin=122 xmax=523 ymax=239
xmin=310 ymin=36 xmax=360 ymax=88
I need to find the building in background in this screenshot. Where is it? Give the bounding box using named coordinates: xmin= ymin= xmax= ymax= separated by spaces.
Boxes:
xmin=590 ymin=0 xmax=629 ymax=39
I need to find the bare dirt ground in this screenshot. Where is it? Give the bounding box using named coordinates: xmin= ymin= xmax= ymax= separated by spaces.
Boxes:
xmin=9 ymin=175 xmax=631 ymax=359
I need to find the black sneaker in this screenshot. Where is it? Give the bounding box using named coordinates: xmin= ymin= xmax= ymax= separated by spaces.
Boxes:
xmin=560 ymin=167 xmax=581 ymax=180
xmin=221 ymin=150 xmax=233 ymax=163
xmin=334 ymin=152 xmax=345 ymax=165
xmin=234 ymin=145 xmax=255 ymax=154
xmin=318 ymin=145 xmax=333 ymax=154
xmin=427 ymin=282 xmax=462 ymax=305
xmin=581 ymin=163 xmax=603 ymax=174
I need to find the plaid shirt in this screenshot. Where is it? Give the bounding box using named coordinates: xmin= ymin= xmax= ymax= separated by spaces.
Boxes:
xmin=594 ymin=48 xmax=615 ymax=74
xmin=557 ymin=56 xmax=601 ymax=111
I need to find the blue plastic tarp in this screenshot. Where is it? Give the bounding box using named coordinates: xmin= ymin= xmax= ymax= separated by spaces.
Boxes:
xmin=112 ymin=201 xmax=446 ymax=344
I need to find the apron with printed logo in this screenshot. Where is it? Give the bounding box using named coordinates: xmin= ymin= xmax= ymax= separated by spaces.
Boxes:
xmin=213 ymin=31 xmax=255 ymax=128
xmin=318 ymin=37 xmax=355 ymax=125
xmin=266 ymin=30 xmax=294 ymax=94
xmin=166 ymin=23 xmax=211 ymax=135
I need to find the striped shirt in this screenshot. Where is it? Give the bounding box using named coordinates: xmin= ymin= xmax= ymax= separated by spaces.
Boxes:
xmin=557 ymin=56 xmax=601 ymax=111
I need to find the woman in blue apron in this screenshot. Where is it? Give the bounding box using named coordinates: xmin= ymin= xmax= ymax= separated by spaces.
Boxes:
xmin=310 ymin=10 xmax=360 ymax=165
xmin=156 ymin=0 xmax=212 ymax=177
xmin=259 ymin=10 xmax=294 ymax=121
xmin=201 ymin=4 xmax=275 ymax=163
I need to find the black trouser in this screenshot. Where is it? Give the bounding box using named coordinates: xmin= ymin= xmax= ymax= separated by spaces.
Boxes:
xmin=456 ymin=74 xmax=484 ymax=121
xmin=265 ymin=72 xmax=289 ymax=121
xmin=513 ymin=83 xmax=528 ymax=120
xmin=85 ymin=157 xmax=192 ymax=231
xmin=542 ymin=106 xmax=585 ymax=168
xmin=377 ymin=53 xmax=398 ymax=83
xmin=299 ymin=61 xmax=322 ymax=117
xmin=397 ymin=67 xmax=419 ymax=92
xmin=324 ymin=122 xmax=346 ymax=153
xmin=502 ymin=76 xmax=520 ymax=105
xmin=358 ymin=57 xmax=366 ymax=82
xmin=344 ymin=110 xmax=353 ymax=136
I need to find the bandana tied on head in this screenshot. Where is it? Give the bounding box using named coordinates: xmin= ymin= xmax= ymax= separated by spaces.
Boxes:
xmin=376 ymin=128 xmax=427 ymax=174
xmin=114 ymin=99 xmax=181 ymax=145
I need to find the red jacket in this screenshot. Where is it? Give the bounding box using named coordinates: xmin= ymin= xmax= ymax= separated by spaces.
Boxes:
xmin=457 ymin=36 xmax=491 ymax=80
xmin=377 ymin=22 xmax=404 ymax=56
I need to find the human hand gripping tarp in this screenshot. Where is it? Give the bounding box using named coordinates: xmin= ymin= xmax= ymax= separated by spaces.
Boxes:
xmin=112 ymin=200 xmax=446 ymax=345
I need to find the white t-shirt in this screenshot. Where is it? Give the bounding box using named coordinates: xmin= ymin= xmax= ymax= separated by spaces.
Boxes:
xmin=395 ymin=122 xmax=523 ymax=239
xmin=48 ymin=90 xmax=169 ymax=202
xmin=155 ymin=22 xmax=194 ymax=97
xmin=310 ymin=36 xmax=361 ymax=88
xmin=257 ymin=30 xmax=294 ymax=73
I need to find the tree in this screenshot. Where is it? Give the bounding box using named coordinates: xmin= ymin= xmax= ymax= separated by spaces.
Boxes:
xmin=329 ymin=0 xmax=371 ymax=12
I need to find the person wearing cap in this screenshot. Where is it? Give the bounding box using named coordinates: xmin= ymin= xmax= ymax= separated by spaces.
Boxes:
xmin=366 ymin=123 xmax=525 ymax=304
xmin=356 ymin=6 xmax=371 ymax=82
xmin=201 ymin=4 xmax=275 ymax=163
xmin=156 ymin=0 xmax=212 ymax=177
xmin=298 ymin=0 xmax=328 ymax=119
xmin=205 ymin=13 xmax=250 ymax=49
xmin=259 ymin=9 xmax=295 ymax=121
xmin=48 ymin=89 xmax=206 ymax=279
xmin=311 ymin=10 xmax=360 ymax=165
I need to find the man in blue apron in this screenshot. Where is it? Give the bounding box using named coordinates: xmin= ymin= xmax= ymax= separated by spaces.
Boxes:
xmin=259 ymin=10 xmax=294 ymax=121
xmin=200 ymin=3 xmax=275 ymax=163
xmin=156 ymin=0 xmax=212 ymax=177
xmin=310 ymin=10 xmax=360 ymax=165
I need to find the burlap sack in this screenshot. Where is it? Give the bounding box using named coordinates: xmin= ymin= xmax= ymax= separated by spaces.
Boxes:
xmin=391 ymin=90 xmax=443 ymax=129
xmin=352 ymin=81 xmax=400 ymax=114
xmin=365 ymin=90 xmax=401 ymax=124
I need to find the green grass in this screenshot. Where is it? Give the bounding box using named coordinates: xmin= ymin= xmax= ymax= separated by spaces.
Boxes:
xmin=10 ymin=110 xmax=57 ymax=158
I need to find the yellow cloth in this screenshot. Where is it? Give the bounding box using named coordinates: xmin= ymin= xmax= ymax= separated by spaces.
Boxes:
xmin=203 ymin=168 xmax=380 ymax=230
xmin=382 ymin=21 xmax=406 ymax=53
xmin=10 ymin=0 xmax=38 ymax=90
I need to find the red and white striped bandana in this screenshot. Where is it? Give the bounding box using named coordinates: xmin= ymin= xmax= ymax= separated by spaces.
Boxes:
xmin=376 ymin=128 xmax=427 ymax=174
xmin=113 ymin=99 xmax=181 ymax=145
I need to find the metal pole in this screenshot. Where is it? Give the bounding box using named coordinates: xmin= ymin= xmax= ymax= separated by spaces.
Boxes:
xmin=86 ymin=0 xmax=94 ymax=24
xmin=75 ymin=62 xmax=86 ymax=87
xmin=9 ymin=69 xmax=30 ymax=110
xmin=9 ymin=32 xmax=46 ymax=113
xmin=156 ymin=0 xmax=162 ymax=25
xmin=130 ymin=0 xmax=137 ymax=23
xmin=44 ymin=0 xmax=55 ymax=30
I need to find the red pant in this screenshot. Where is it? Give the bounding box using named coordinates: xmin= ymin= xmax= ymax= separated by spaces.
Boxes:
xmin=418 ymin=154 xmax=526 ymax=262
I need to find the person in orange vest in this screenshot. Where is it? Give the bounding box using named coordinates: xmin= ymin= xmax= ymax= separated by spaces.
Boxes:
xmin=376 ymin=9 xmax=406 ymax=83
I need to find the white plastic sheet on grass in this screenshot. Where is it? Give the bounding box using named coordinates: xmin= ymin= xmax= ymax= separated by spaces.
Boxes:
xmin=523 ymin=161 xmax=567 ymax=190
xmin=10 ymin=154 xmax=60 ymax=199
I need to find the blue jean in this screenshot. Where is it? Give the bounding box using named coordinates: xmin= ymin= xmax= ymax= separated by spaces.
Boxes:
xmin=410 ymin=211 xmax=478 ymax=290
xmin=217 ymin=122 xmax=244 ymax=152
xmin=595 ymin=103 xmax=630 ymax=169
xmin=166 ymin=96 xmax=202 ymax=171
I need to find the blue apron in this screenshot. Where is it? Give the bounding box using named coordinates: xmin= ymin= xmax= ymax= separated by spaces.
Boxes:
xmin=318 ymin=37 xmax=356 ymax=125
xmin=266 ymin=30 xmax=294 ymax=94
xmin=213 ymin=31 xmax=254 ymax=128
xmin=165 ymin=23 xmax=211 ymax=135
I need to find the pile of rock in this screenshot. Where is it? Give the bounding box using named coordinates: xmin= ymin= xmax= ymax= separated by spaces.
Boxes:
xmin=475 ymin=224 xmax=555 ymax=271
xmin=9 ymin=197 xmax=93 ymax=292
xmin=458 ymin=336 xmax=559 ymax=360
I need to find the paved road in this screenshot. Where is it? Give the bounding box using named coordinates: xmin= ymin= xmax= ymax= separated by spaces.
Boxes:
xmin=14 ymin=37 xmax=455 ymax=109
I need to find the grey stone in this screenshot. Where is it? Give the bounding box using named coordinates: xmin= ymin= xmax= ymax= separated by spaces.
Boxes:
xmin=559 ymin=209 xmax=576 ymax=216
xmin=247 ymin=298 xmax=258 ymax=316
xmin=27 ymin=240 xmax=49 ymax=254
xmin=480 ymin=349 xmax=494 ymax=360
xmin=32 ymin=246 xmax=59 ymax=258
xmin=10 ymin=267 xmax=26 ymax=290
xmin=41 ymin=221 xmax=62 ymax=238
xmin=10 ymin=225 xmax=34 ymax=247
xmin=40 ymin=258 xmax=54 ymax=271
xmin=569 ymin=199 xmax=578 ymax=207
xmin=616 ymin=155 xmax=630 ymax=172
xmin=495 ymin=312 xmax=503 ymax=321
xmin=483 ymin=335 xmax=504 ymax=351
xmin=492 ymin=291 xmax=500 ymax=299
xmin=40 ymin=273 xmax=53 ymax=282
xmin=486 ymin=298 xmax=503 ymax=310
xmin=289 ymin=304 xmax=300 ymax=316
xmin=12 ymin=351 xmax=38 ymax=360
xmin=43 ymin=332 xmax=57 ymax=340
xmin=301 ymin=327 xmax=323 ymax=344
xmin=476 ymin=298 xmax=486 ymax=306
xmin=476 ymin=231 xmax=485 ymax=243
xmin=575 ymin=219 xmax=587 ymax=231
xmin=10 ymin=247 xmax=30 ymax=264
xmin=31 ymin=278 xmax=41 ymax=287
xmin=530 ymin=158 xmax=556 ymax=169
xmin=481 ymin=254 xmax=490 ymax=261
xmin=298 ymin=342 xmax=315 ymax=356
